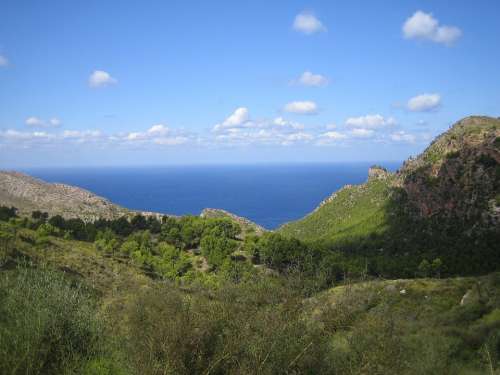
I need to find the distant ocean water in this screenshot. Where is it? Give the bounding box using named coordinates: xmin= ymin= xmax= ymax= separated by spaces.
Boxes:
xmin=25 ymin=163 xmax=400 ymax=229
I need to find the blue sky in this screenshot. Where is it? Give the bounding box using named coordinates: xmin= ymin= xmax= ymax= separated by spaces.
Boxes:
xmin=0 ymin=0 xmax=499 ymax=167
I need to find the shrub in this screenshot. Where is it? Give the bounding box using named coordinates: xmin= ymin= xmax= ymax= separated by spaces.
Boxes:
xmin=0 ymin=266 xmax=107 ymax=374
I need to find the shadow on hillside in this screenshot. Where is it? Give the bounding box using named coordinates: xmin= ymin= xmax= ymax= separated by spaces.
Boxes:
xmin=316 ymin=152 xmax=500 ymax=278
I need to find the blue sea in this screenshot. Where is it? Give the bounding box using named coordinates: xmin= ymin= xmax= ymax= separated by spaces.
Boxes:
xmin=25 ymin=163 xmax=400 ymax=229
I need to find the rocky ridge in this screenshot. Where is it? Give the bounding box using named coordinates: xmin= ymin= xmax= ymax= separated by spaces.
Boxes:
xmin=0 ymin=171 xmax=132 ymax=220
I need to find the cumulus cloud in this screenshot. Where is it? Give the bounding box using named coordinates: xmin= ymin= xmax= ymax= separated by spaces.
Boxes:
xmin=407 ymin=93 xmax=441 ymax=112
xmin=284 ymin=101 xmax=318 ymax=115
xmin=293 ymin=12 xmax=326 ymax=34
xmin=403 ymin=11 xmax=462 ymax=45
xmin=122 ymin=124 xmax=189 ymax=145
xmin=213 ymin=107 xmax=249 ymax=132
xmin=211 ymin=109 xmax=312 ymax=146
xmin=294 ymin=71 xmax=328 ymax=87
xmin=25 ymin=116 xmax=62 ymax=128
xmin=345 ymin=114 xmax=396 ymax=129
xmin=88 ymin=70 xmax=118 ymax=88
xmin=0 ymin=55 xmax=8 ymax=67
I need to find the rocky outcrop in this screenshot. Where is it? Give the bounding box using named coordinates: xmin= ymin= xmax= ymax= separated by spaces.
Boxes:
xmin=368 ymin=166 xmax=391 ymax=181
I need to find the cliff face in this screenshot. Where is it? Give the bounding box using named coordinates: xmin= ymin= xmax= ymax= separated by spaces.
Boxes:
xmin=0 ymin=171 xmax=130 ymax=220
xmin=397 ymin=116 xmax=500 ymax=227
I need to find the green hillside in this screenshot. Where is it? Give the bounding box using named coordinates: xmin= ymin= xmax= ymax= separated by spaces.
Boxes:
xmin=2 ymin=214 xmax=500 ymax=374
xmin=279 ymin=174 xmax=394 ymax=243
xmin=279 ymin=116 xmax=500 ymax=277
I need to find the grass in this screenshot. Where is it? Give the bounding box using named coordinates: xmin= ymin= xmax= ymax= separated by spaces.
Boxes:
xmin=278 ymin=178 xmax=392 ymax=244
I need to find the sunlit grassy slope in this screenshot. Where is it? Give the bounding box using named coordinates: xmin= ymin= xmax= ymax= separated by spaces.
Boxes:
xmin=278 ymin=177 xmax=393 ymax=243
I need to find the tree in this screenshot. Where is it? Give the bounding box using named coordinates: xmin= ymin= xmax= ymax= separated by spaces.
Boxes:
xmin=0 ymin=206 xmax=17 ymax=222
xmin=131 ymin=215 xmax=148 ymax=231
xmin=258 ymin=233 xmax=308 ymax=271
xmin=162 ymin=227 xmax=183 ymax=248
xmin=111 ymin=217 xmax=133 ymax=237
xmin=31 ymin=211 xmax=48 ymax=221
xmin=65 ymin=218 xmax=87 ymax=241
xmin=431 ymin=258 xmax=442 ymax=278
xmin=147 ymin=216 xmax=161 ymax=234
xmin=48 ymin=215 xmax=66 ymax=229
xmin=418 ymin=259 xmax=431 ymax=277
xmin=200 ymin=233 xmax=237 ymax=268
xmin=204 ymin=218 xmax=241 ymax=239
xmin=119 ymin=239 xmax=140 ymax=256
xmin=94 ymin=229 xmax=120 ymax=255
xmin=36 ymin=223 xmax=59 ymax=237
xmin=153 ymin=242 xmax=192 ymax=279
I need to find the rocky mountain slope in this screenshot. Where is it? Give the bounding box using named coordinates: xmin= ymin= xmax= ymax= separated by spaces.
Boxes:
xmin=279 ymin=116 xmax=500 ymax=275
xmin=0 ymin=171 xmax=131 ymax=220
xmin=397 ymin=116 xmax=500 ymax=226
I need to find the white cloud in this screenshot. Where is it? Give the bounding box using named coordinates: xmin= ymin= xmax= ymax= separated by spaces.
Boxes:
xmin=25 ymin=116 xmax=62 ymax=128
xmin=153 ymin=136 xmax=188 ymax=146
xmin=62 ymin=130 xmax=102 ymax=140
xmin=49 ymin=118 xmax=62 ymax=127
xmin=223 ymin=107 xmax=248 ymax=127
xmin=25 ymin=117 xmax=44 ymax=127
xmin=403 ymin=11 xmax=462 ymax=45
xmin=284 ymin=101 xmax=318 ymax=115
xmin=345 ymin=114 xmax=396 ymax=129
xmin=350 ymin=128 xmax=375 ymax=138
xmin=325 ymin=123 xmax=337 ymax=130
xmin=293 ymin=12 xmax=326 ymax=34
xmin=0 ymin=55 xmax=8 ymax=67
xmin=295 ymin=71 xmax=328 ymax=87
xmin=390 ymin=131 xmax=416 ymax=143
xmin=147 ymin=124 xmax=169 ymax=136
xmin=122 ymin=124 xmax=191 ymax=146
xmin=407 ymin=93 xmax=441 ymax=112
xmin=88 ymin=70 xmax=117 ymax=88
xmin=0 ymin=129 xmax=52 ymax=140
xmin=321 ymin=131 xmax=347 ymax=140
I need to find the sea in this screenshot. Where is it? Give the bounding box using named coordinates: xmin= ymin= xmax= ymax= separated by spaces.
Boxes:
xmin=25 ymin=162 xmax=401 ymax=229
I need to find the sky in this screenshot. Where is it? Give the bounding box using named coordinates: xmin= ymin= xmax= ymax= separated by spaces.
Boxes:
xmin=0 ymin=0 xmax=499 ymax=167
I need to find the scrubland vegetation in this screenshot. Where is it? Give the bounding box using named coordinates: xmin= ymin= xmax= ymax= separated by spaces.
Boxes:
xmin=1 ymin=204 xmax=500 ymax=374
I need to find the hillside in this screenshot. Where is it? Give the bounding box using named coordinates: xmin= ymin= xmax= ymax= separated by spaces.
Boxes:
xmin=2 ymin=214 xmax=500 ymax=374
xmin=279 ymin=116 xmax=500 ymax=276
xmin=278 ymin=167 xmax=394 ymax=243
xmin=200 ymin=208 xmax=266 ymax=236
xmin=0 ymin=171 xmax=131 ymax=220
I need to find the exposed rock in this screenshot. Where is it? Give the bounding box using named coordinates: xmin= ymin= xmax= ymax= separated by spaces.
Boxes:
xmin=0 ymin=170 xmax=165 ymax=221
xmin=396 ymin=116 xmax=500 ymax=227
xmin=368 ymin=165 xmax=391 ymax=181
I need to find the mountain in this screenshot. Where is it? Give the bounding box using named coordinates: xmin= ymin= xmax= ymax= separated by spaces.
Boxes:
xmin=279 ymin=116 xmax=500 ymax=275
xmin=0 ymin=171 xmax=131 ymax=220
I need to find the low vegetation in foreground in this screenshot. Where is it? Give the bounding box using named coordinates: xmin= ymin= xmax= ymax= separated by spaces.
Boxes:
xmin=1 ymin=205 xmax=500 ymax=374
